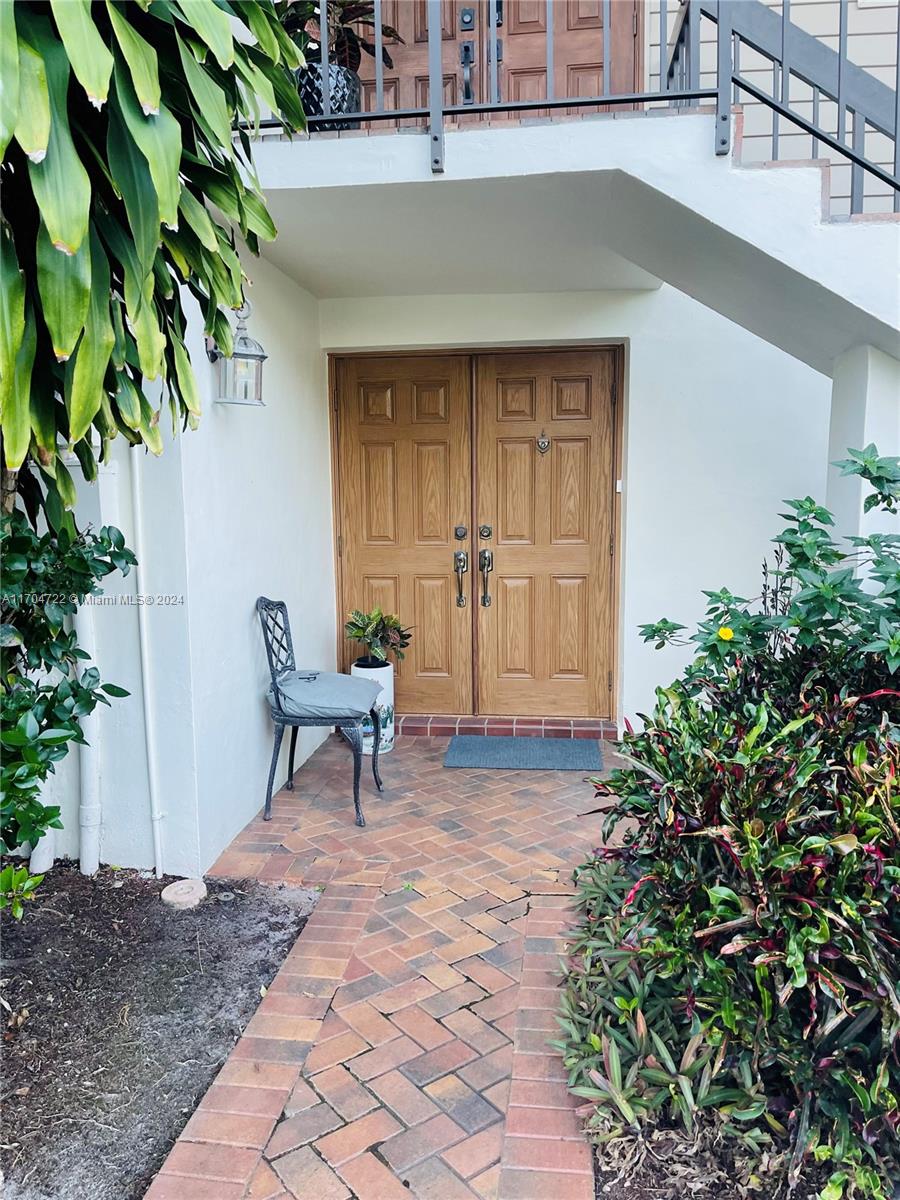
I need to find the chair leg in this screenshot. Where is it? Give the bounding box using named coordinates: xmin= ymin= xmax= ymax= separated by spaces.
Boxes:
xmin=286 ymin=726 xmax=298 ymax=790
xmin=344 ymin=723 xmax=366 ymax=827
xmin=370 ymin=707 xmax=384 ymax=792
xmin=265 ymin=724 xmax=285 ymax=821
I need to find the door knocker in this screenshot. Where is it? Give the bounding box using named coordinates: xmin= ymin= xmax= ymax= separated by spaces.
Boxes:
xmin=536 ymin=431 xmax=551 ymax=454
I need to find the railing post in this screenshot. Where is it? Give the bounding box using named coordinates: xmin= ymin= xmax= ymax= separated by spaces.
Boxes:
xmin=427 ymin=0 xmax=444 ymax=173
xmin=716 ymin=1 xmax=732 ymax=155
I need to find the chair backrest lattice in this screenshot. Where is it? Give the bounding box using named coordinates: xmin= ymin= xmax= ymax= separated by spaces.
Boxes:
xmin=256 ymin=596 xmax=296 ymax=686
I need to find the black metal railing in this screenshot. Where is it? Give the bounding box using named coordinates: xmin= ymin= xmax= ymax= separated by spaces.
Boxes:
xmin=264 ymin=0 xmax=899 ymax=213
xmin=668 ymin=0 xmax=900 ymax=214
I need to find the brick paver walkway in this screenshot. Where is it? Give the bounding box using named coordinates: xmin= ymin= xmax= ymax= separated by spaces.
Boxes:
xmin=146 ymin=734 xmax=612 ymax=1200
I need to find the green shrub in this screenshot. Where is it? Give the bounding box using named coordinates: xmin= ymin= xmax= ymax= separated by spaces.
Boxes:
xmin=558 ymin=447 xmax=900 ymax=1200
xmin=1 ymin=508 xmax=135 ymax=902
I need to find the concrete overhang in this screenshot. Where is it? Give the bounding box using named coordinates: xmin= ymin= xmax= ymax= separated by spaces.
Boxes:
xmin=253 ymin=112 xmax=900 ymax=375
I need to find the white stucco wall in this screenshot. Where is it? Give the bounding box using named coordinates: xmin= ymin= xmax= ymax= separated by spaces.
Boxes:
xmin=178 ymin=255 xmax=335 ymax=870
xmin=318 ymin=287 xmax=832 ymax=721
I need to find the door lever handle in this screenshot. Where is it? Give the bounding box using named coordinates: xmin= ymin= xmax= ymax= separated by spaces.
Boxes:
xmin=454 ymin=550 xmax=469 ymax=607
xmin=478 ymin=548 xmax=493 ymax=607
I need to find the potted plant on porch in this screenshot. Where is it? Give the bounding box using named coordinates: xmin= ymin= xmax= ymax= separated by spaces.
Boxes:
xmin=281 ymin=2 xmax=402 ymax=130
xmin=345 ymin=608 xmax=412 ymax=755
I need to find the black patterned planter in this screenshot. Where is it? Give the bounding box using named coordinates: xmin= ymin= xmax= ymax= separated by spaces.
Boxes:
xmin=297 ymin=65 xmax=362 ymax=131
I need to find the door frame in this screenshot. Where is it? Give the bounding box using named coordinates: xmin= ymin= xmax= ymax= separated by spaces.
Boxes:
xmin=328 ymin=344 xmax=625 ymax=720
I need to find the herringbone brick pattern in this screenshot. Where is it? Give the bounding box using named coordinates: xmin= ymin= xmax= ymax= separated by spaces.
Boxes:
xmin=147 ymin=735 xmax=610 ymax=1200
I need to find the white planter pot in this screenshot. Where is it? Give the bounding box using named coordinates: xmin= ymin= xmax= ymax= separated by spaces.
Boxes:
xmin=350 ymin=658 xmax=394 ymax=754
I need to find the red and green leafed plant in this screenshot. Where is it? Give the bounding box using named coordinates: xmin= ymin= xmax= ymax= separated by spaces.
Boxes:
xmin=558 ymin=446 xmax=900 ymax=1200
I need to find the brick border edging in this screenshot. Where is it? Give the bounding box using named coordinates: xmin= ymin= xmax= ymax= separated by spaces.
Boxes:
xmin=497 ymin=895 xmax=595 ymax=1200
xmin=144 ymin=874 xmax=386 ymax=1200
xmin=396 ymin=715 xmax=617 ymax=740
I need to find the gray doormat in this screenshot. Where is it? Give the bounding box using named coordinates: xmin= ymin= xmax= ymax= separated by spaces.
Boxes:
xmin=443 ymin=734 xmax=602 ymax=771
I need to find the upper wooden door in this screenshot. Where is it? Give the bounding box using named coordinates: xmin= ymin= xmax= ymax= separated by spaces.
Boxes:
xmin=335 ymin=356 xmax=473 ymax=714
xmin=356 ymin=1 xmax=640 ymax=124
xmin=474 ymin=350 xmax=616 ymax=717
xmin=495 ymin=1 xmax=641 ymax=114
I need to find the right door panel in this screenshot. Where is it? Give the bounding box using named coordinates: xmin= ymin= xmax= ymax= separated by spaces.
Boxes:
xmin=474 ymin=350 xmax=616 ymax=717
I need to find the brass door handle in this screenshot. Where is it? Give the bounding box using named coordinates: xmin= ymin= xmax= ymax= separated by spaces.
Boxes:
xmin=454 ymin=550 xmax=469 ymax=607
xmin=479 ymin=548 xmax=493 ymax=607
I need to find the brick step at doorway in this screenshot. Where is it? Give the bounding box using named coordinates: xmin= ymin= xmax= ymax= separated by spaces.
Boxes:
xmin=396 ymin=715 xmax=616 ymax=740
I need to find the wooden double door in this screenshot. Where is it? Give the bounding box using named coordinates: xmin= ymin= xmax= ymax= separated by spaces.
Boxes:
xmin=334 ymin=350 xmax=617 ymax=717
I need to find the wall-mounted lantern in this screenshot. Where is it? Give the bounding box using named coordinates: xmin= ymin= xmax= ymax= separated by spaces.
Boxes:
xmin=205 ymin=301 xmax=267 ymax=406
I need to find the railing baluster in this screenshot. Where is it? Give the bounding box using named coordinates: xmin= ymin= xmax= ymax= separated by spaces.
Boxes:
xmin=546 ymin=0 xmax=554 ymax=101
xmin=716 ymin=0 xmax=732 ymax=155
xmin=837 ymin=0 xmax=847 ymax=146
xmin=320 ymin=0 xmax=331 ymax=118
xmin=733 ymin=32 xmax=740 ymax=103
xmin=374 ymin=0 xmax=384 ymax=113
xmin=659 ymin=0 xmax=668 ymax=96
xmin=850 ymin=110 xmax=865 ymax=213
xmin=602 ymin=0 xmax=611 ymax=101
xmin=812 ymin=86 xmax=819 ymax=159
xmin=427 ymin=0 xmax=444 ymax=172
xmin=688 ymin=0 xmax=700 ymax=94
xmin=772 ymin=62 xmax=780 ymax=158
xmin=895 ymin=3 xmax=900 ymax=212
xmin=489 ymin=0 xmax=499 ymax=105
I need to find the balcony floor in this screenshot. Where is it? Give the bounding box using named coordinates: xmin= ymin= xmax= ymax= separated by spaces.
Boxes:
xmin=147 ymin=732 xmax=621 ymax=1200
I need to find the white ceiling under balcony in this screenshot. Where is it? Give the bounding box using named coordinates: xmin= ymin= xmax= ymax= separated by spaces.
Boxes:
xmin=258 ymin=172 xmax=660 ymax=298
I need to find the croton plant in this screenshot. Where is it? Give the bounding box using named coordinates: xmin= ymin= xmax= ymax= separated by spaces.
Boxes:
xmin=559 ymin=446 xmax=900 ymax=1200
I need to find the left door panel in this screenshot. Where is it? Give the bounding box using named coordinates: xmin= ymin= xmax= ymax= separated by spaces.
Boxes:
xmin=335 ymin=355 xmax=474 ymax=714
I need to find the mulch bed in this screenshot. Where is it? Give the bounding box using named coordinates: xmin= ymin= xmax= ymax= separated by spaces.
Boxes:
xmin=1 ymin=862 xmax=317 ymax=1200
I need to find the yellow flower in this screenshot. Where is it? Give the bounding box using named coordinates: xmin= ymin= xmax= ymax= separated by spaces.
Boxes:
xmin=718 ymin=626 xmax=735 ymax=641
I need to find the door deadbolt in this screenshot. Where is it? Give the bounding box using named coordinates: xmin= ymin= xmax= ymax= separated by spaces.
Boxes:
xmin=454 ymin=525 xmax=468 ymax=540
xmin=478 ymin=524 xmax=492 ymax=539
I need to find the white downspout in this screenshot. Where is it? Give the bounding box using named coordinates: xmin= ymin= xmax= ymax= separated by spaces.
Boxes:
xmin=74 ymin=601 xmax=102 ymax=875
xmin=130 ymin=450 xmax=165 ymax=878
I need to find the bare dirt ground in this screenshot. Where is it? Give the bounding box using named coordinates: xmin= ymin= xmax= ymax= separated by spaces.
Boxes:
xmin=1 ymin=863 xmax=316 ymax=1200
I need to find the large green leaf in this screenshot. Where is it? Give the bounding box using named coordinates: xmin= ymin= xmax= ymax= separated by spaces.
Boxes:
xmin=36 ymin=222 xmax=91 ymax=362
xmin=112 ymin=64 xmax=181 ymax=229
xmin=24 ymin=15 xmax=91 ymax=254
xmin=178 ymin=185 xmax=218 ymax=252
xmin=0 ymin=0 xmax=19 ymax=158
xmin=0 ymin=226 xmax=25 ymax=412
xmin=106 ymin=0 xmax=161 ymax=116
xmin=50 ymin=0 xmax=113 ymax=109
xmin=68 ymin=227 xmax=115 ymax=443
xmin=170 ymin=331 xmax=201 ymax=418
xmin=172 ymin=0 xmax=234 ymax=69
xmin=106 ymin=103 xmax=160 ymax=276
xmin=175 ymin=30 xmax=231 ymax=148
xmin=14 ymin=37 xmax=50 ymax=162
xmin=114 ymin=373 xmax=142 ymax=431
xmin=0 ymin=231 xmax=32 ymax=471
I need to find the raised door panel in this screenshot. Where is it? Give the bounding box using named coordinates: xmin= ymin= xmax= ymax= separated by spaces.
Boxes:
xmin=498 ymin=440 xmax=535 ymax=545
xmin=495 ymin=576 xmax=535 ymax=678
xmin=362 ymin=443 xmax=398 ymax=545
xmin=413 ymin=441 xmax=451 ymax=544
xmin=414 ymin=576 xmax=453 ymax=677
xmin=551 ymin=438 xmax=590 ymax=544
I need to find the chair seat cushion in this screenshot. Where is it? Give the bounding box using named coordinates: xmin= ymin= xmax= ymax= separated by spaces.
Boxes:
xmin=270 ymin=670 xmax=382 ymax=721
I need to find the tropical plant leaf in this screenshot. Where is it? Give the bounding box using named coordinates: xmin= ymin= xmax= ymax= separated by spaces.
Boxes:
xmin=49 ymin=0 xmax=113 ymax=109
xmin=106 ymin=102 xmax=160 ymax=276
xmin=172 ymin=0 xmax=234 ymax=69
xmin=111 ymin=63 xmax=181 ymax=229
xmin=14 ymin=36 xmax=51 ymax=162
xmin=0 ymin=0 xmax=19 ymax=158
xmin=175 ymin=30 xmax=231 ymax=147
xmin=36 ymin=222 xmax=91 ymax=362
xmin=23 ymin=14 xmax=91 ymax=254
xmin=68 ymin=227 xmax=115 ymax=444
xmin=106 ymin=0 xmax=161 ymax=115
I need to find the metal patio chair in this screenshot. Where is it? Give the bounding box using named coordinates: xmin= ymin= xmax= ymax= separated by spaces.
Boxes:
xmin=256 ymin=596 xmax=384 ymax=825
